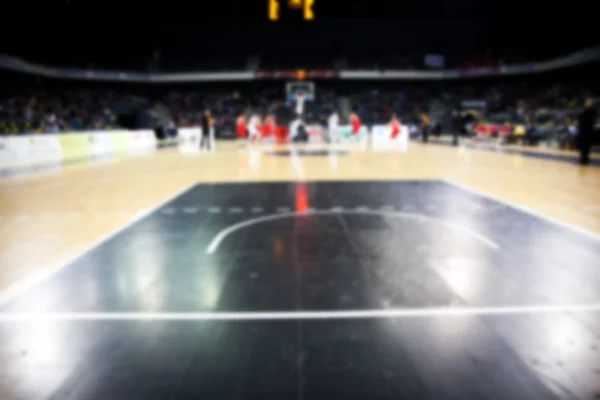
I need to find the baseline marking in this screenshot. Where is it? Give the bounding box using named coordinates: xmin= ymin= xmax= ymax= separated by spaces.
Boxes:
xmin=0 ymin=183 xmax=200 ymax=307
xmin=1 ymin=303 xmax=600 ymax=322
xmin=444 ymin=180 xmax=600 ymax=241
xmin=205 ymin=209 xmax=500 ymax=254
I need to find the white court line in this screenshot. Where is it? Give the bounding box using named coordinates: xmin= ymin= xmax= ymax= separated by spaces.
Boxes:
xmin=289 ymin=148 xmax=305 ymax=180
xmin=444 ymin=180 xmax=600 ymax=242
xmin=205 ymin=209 xmax=500 ymax=254
xmin=0 ymin=183 xmax=199 ymax=307
xmin=1 ymin=303 xmax=600 ymax=322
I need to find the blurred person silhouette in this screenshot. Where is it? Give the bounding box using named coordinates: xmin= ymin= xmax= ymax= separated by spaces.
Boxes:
xmin=577 ymin=97 xmax=597 ymax=165
xmin=200 ymin=109 xmax=213 ymax=151
xmin=420 ymin=112 xmax=430 ymax=143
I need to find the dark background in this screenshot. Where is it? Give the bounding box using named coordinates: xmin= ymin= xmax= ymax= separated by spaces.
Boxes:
xmin=1 ymin=0 xmax=597 ymax=71
xmin=1 ymin=0 xmax=598 ymax=136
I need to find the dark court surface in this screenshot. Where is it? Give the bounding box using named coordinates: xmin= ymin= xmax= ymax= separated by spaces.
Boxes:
xmin=1 ymin=180 xmax=600 ymax=399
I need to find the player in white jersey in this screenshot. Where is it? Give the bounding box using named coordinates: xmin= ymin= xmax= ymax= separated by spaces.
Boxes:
xmin=247 ymin=114 xmax=262 ymax=141
xmin=289 ymin=118 xmax=302 ymax=141
xmin=295 ymin=94 xmax=305 ymax=116
xmin=327 ymin=111 xmax=339 ymax=143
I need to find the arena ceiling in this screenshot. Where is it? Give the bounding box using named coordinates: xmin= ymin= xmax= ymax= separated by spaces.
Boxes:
xmin=2 ymin=0 xmax=592 ymax=20
xmin=0 ymin=0 xmax=595 ymax=68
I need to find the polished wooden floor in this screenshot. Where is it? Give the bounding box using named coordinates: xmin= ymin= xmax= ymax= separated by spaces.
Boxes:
xmin=1 ymin=140 xmax=599 ymax=296
xmin=1 ymin=140 xmax=600 ymax=400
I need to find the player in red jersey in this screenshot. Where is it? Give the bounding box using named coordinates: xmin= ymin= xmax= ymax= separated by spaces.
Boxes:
xmin=390 ymin=115 xmax=401 ymax=139
xmin=350 ymin=112 xmax=361 ymax=135
xmin=236 ymin=114 xmax=246 ymax=139
xmin=262 ymin=115 xmax=275 ymax=139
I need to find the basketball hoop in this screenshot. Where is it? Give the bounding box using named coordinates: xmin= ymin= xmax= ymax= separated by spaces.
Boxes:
xmin=285 ymin=81 xmax=315 ymax=103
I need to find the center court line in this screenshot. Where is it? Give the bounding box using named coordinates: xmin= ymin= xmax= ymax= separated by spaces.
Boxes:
xmin=1 ymin=303 xmax=600 ymax=322
xmin=205 ymin=209 xmax=500 ymax=254
xmin=0 ymin=183 xmax=200 ymax=308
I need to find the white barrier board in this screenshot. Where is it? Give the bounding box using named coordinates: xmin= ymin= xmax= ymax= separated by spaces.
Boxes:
xmin=305 ymin=125 xmax=326 ymax=143
xmin=0 ymin=136 xmax=33 ymax=168
xmin=29 ymin=134 xmax=63 ymax=166
xmin=178 ymin=128 xmax=202 ymax=153
xmin=88 ymin=132 xmax=112 ymax=158
xmin=331 ymin=125 xmax=369 ymax=141
xmin=330 ymin=125 xmax=369 ymax=150
xmin=0 ymin=135 xmax=64 ymax=169
xmin=127 ymin=130 xmax=157 ymax=154
xmin=371 ymin=125 xmax=409 ymax=152
xmin=0 ymin=130 xmax=161 ymax=172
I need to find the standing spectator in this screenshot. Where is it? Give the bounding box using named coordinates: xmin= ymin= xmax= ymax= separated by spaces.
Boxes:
xmin=43 ymin=113 xmax=60 ymax=133
xmin=200 ymin=109 xmax=213 ymax=151
xmin=420 ymin=112 xmax=430 ymax=143
xmin=577 ymin=98 xmax=597 ymax=165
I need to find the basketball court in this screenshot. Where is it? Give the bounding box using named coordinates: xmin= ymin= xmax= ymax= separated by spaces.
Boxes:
xmin=1 ymin=141 xmax=600 ymax=399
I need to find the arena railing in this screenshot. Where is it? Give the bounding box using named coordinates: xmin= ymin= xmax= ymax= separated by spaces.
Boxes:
xmin=1 ymin=47 xmax=599 ymax=83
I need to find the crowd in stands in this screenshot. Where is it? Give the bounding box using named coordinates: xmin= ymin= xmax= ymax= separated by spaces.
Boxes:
xmin=0 ymin=89 xmax=142 ymax=134
xmin=1 ymin=69 xmax=598 ymax=136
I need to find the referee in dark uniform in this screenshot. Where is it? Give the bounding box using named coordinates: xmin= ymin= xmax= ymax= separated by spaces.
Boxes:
xmin=577 ymin=98 xmax=597 ymax=165
xmin=200 ymin=109 xmax=213 ymax=151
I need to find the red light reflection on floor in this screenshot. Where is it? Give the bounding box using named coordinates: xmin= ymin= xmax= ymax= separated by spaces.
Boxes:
xmin=295 ymin=183 xmax=308 ymax=213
